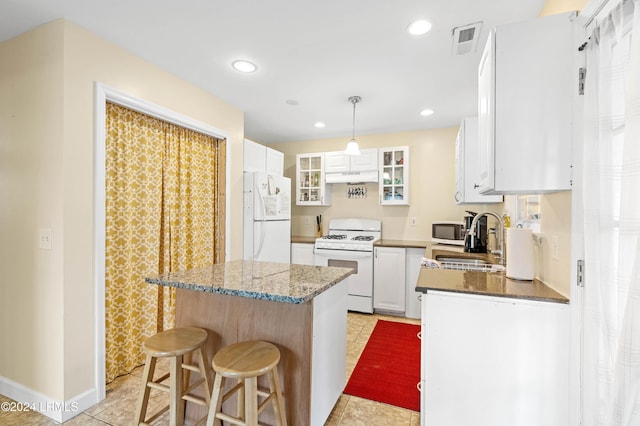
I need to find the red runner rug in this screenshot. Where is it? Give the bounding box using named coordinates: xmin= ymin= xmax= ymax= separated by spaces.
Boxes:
xmin=344 ymin=319 xmax=421 ymax=411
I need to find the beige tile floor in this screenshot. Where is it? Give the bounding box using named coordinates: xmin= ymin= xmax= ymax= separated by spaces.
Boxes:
xmin=0 ymin=312 xmax=420 ymax=426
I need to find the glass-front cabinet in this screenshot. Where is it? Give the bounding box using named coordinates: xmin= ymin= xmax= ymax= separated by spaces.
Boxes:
xmin=379 ymin=146 xmax=409 ymax=205
xmin=296 ymin=153 xmax=332 ymax=205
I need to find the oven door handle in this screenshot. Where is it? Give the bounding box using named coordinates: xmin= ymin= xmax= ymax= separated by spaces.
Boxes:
xmin=314 ymin=248 xmax=373 ymax=259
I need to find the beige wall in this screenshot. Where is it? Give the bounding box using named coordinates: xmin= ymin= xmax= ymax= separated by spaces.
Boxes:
xmin=0 ymin=20 xmax=66 ymax=401
xmin=0 ymin=19 xmax=243 ymax=403
xmin=541 ymin=0 xmax=588 ymax=16
xmin=270 ymin=127 xmax=503 ymax=241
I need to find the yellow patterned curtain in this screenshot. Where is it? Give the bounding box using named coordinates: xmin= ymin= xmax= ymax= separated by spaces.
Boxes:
xmin=105 ymin=102 xmax=225 ymax=382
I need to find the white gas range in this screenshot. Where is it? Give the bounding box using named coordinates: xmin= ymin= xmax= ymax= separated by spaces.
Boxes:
xmin=314 ymin=218 xmax=381 ymax=313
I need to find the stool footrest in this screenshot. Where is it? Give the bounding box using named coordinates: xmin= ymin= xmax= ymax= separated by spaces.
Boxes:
xmin=147 ymin=381 xmax=170 ymax=393
xmin=257 ymin=392 xmax=276 ymax=415
xmin=215 ymin=412 xmax=247 ymax=426
xmin=182 ymin=363 xmax=201 ymax=373
xmin=183 ymin=376 xmax=206 ymax=395
xmin=182 ymin=393 xmax=208 ymax=406
xmin=222 ymin=382 xmax=244 ymax=403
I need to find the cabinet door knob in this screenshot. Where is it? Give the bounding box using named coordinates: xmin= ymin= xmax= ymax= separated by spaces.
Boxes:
xmin=473 ymin=183 xmax=480 ymax=189
xmin=455 ymin=192 xmax=461 ymax=202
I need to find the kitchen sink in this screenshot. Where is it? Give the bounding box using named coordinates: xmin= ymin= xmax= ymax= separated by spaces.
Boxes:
xmin=436 ymin=257 xmax=490 ymax=265
xmin=434 ymin=256 xmax=505 ymax=272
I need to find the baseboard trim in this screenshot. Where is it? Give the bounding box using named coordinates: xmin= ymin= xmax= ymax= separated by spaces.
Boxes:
xmin=0 ymin=376 xmax=98 ymax=422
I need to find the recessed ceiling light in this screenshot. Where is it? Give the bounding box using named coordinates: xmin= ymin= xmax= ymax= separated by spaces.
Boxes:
xmin=420 ymin=109 xmax=435 ymax=116
xmin=232 ymin=60 xmax=257 ymax=73
xmin=314 ymin=122 xmax=326 ymax=128
xmin=285 ymin=99 xmax=299 ymax=106
xmin=408 ymin=19 xmax=432 ymax=36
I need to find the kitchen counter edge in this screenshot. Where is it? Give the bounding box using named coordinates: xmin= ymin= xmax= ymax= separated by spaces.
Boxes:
xmin=415 ymin=267 xmax=569 ymax=304
xmin=146 ymin=260 xmax=353 ymax=304
xmin=375 ymin=239 xmax=431 ymax=248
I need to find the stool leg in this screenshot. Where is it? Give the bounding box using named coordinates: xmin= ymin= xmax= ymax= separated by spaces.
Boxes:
xmin=134 ymin=355 xmax=156 ymax=425
xmin=183 ymin=351 xmax=193 ymax=394
xmin=196 ymin=346 xmax=212 ymax=407
xmin=237 ymin=378 xmax=245 ymax=420
xmin=244 ymin=376 xmax=258 ymax=426
xmin=206 ymin=373 xmax=226 ymax=426
xmin=170 ymin=355 xmax=185 ymax=426
xmin=268 ymin=367 xmax=287 ymax=426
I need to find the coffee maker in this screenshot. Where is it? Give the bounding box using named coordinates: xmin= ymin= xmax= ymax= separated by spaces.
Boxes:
xmin=464 ymin=211 xmax=488 ymax=253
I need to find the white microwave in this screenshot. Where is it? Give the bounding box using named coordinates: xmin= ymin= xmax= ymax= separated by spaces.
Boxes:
xmin=431 ymin=221 xmax=466 ymax=246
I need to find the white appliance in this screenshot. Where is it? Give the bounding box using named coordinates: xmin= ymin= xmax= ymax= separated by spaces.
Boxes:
xmin=243 ymin=172 xmax=291 ymax=263
xmin=431 ymin=220 xmax=466 ymax=246
xmin=314 ymin=218 xmax=381 ymax=313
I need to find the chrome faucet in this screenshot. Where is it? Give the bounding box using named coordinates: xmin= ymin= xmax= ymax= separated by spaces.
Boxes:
xmin=469 ymin=211 xmax=505 ymax=265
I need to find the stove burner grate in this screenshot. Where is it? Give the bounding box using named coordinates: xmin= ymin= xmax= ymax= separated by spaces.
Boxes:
xmin=352 ymin=236 xmax=374 ymax=241
xmin=322 ymin=234 xmax=347 ymax=240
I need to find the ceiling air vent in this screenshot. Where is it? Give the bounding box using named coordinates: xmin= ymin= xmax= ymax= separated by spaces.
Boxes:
xmin=451 ymin=22 xmax=482 ymax=55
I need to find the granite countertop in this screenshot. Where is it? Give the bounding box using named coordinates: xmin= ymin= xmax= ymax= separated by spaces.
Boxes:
xmin=415 ymin=267 xmax=569 ymax=304
xmin=145 ymin=259 xmax=353 ymax=304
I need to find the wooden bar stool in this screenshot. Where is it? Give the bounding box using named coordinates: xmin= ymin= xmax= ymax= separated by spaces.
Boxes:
xmin=206 ymin=340 xmax=287 ymax=426
xmin=135 ymin=327 xmax=212 ymax=426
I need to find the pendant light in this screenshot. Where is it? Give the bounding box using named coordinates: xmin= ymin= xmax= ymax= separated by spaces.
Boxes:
xmin=345 ymin=96 xmax=362 ymax=156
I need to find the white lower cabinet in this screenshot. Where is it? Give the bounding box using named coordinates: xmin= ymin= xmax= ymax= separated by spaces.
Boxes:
xmin=421 ymin=290 xmax=570 ymax=426
xmin=373 ymin=247 xmax=406 ymax=313
xmin=291 ymin=243 xmax=315 ymax=265
xmin=404 ymin=248 xmax=423 ymax=319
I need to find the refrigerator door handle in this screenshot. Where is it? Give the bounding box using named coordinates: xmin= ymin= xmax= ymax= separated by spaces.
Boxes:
xmin=255 ymin=188 xmax=267 ymax=258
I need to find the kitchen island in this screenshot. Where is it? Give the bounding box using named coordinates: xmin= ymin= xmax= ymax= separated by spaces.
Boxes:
xmin=146 ymin=260 xmax=353 ymax=426
xmin=415 ymin=267 xmax=570 ymax=426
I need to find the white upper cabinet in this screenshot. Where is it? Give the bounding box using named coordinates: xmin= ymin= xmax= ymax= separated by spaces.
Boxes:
xmin=379 ymin=146 xmax=409 ymax=205
xmin=455 ymin=117 xmax=502 ymax=204
xmin=296 ymin=153 xmax=332 ymax=205
xmin=350 ymin=148 xmax=378 ymax=172
xmin=324 ymin=148 xmax=379 ymax=183
xmin=243 ymin=139 xmax=284 ymax=176
xmin=477 ymin=12 xmax=575 ymax=195
xmin=324 ymin=150 xmax=350 ymax=173
xmin=265 ymin=148 xmax=284 ymax=176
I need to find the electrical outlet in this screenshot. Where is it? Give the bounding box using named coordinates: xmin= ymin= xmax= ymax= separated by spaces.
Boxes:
xmin=409 ymin=217 xmax=417 ymax=227
xmin=39 ymin=228 xmax=52 ymax=250
xmin=551 ymin=235 xmax=559 ymax=261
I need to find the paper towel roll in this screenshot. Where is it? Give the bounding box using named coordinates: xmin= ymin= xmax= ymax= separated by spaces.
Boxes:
xmin=506 ymin=228 xmax=535 ymax=281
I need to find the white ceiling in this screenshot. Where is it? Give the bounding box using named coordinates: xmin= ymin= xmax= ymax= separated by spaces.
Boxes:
xmin=0 ymin=0 xmax=546 ymax=143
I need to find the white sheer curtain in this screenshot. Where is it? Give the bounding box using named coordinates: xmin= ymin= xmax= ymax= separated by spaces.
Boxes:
xmin=582 ymin=0 xmax=640 ymax=423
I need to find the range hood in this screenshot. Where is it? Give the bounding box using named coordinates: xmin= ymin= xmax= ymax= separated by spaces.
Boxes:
xmin=324 ymin=170 xmax=379 ymax=184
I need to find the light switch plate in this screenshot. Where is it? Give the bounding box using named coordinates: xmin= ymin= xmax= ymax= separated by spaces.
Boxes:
xmin=39 ymin=228 xmax=52 ymax=250
xmin=551 ymin=235 xmax=559 ymax=260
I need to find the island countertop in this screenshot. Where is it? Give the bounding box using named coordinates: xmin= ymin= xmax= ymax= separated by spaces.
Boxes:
xmin=415 ymin=267 xmax=569 ymax=304
xmin=145 ymin=259 xmax=353 ymax=304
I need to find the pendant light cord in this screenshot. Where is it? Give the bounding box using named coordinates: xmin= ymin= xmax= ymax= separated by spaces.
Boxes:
xmin=352 ymin=100 xmax=356 ymax=140
xmin=348 ymin=95 xmax=361 ymax=140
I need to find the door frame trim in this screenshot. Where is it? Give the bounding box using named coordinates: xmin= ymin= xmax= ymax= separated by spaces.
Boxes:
xmin=93 ymin=82 xmax=231 ymax=400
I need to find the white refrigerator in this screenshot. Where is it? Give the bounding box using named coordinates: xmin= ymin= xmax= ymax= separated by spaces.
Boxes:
xmin=243 ymin=172 xmax=291 ymax=263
